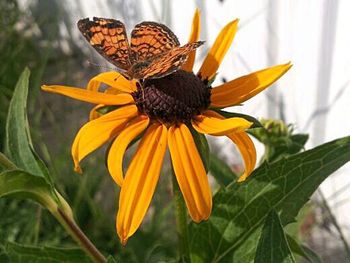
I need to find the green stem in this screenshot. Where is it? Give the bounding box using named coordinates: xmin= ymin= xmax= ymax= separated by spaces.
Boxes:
xmin=33 ymin=206 xmax=42 ymax=245
xmin=318 ymin=190 xmax=350 ymax=258
xmin=262 ymin=145 xmax=273 ymax=163
xmin=0 ymin=152 xmax=106 ymax=263
xmin=51 ymin=207 xmax=106 ymax=263
xmin=172 ymin=173 xmax=190 ymax=262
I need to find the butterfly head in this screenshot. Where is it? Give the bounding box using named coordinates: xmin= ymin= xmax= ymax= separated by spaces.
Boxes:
xmin=127 ymin=61 xmax=152 ymax=80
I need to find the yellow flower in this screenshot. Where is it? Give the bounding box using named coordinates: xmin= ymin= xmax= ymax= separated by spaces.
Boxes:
xmin=42 ymin=9 xmax=291 ymax=244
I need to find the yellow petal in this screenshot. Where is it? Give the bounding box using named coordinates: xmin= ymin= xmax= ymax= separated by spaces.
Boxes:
xmin=87 ymin=71 xmax=137 ymax=93
xmin=105 ymin=87 xmax=123 ymax=95
xmin=181 ymin=8 xmax=201 ymax=72
xmin=168 ymin=124 xmax=212 ymax=222
xmin=198 ymin=19 xmax=239 ymax=80
xmin=117 ymin=123 xmax=167 ymax=244
xmin=72 ymin=105 xmax=138 ymax=173
xmin=228 ymin=131 xmax=256 ymax=182
xmin=211 ymin=62 xmax=292 ymax=108
xmin=89 ymin=104 xmax=104 ymax=120
xmin=203 ymin=110 xmax=256 ymax=181
xmin=207 ymin=110 xmax=256 ymax=181
xmin=107 ymin=115 xmax=149 ymax=186
xmin=42 ymin=85 xmax=134 ymax=105
xmin=192 ymin=110 xmax=252 ymax=136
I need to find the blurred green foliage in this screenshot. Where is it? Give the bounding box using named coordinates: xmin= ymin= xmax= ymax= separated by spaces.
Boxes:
xmin=0 ymin=0 xmax=91 ymax=150
xmin=0 ymin=0 xmax=42 ymax=150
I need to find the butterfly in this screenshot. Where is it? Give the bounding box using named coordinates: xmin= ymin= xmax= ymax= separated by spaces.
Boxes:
xmin=77 ymin=17 xmax=204 ymax=80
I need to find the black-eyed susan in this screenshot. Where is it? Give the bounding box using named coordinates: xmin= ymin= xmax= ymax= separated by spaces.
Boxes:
xmin=42 ymin=9 xmax=291 ymax=244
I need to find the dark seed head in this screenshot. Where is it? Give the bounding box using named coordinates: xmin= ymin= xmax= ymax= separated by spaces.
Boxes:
xmin=132 ymin=70 xmax=211 ymax=124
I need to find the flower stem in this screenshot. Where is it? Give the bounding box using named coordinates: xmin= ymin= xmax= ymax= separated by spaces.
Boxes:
xmin=52 ymin=207 xmax=107 ymax=263
xmin=33 ymin=206 xmax=42 ymax=245
xmin=172 ymin=173 xmax=191 ymax=261
xmin=318 ymin=190 xmax=350 ymax=258
xmin=0 ymin=152 xmax=106 ymax=263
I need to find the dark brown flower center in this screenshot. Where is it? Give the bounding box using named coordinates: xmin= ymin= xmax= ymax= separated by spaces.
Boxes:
xmin=132 ymin=70 xmax=211 ymax=124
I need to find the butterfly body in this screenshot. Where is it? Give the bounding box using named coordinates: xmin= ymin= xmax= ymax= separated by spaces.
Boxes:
xmin=128 ymin=60 xmax=152 ymax=79
xmin=78 ymin=17 xmax=203 ymax=80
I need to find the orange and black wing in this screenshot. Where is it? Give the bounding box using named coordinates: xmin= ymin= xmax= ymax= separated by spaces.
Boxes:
xmin=137 ymin=41 xmax=204 ymax=79
xmin=78 ymin=17 xmax=131 ymax=70
xmin=130 ymin=21 xmax=180 ymax=63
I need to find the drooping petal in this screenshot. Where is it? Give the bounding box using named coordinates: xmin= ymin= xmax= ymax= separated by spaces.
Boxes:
xmin=42 ymin=85 xmax=134 ymax=105
xmin=72 ymin=105 xmax=138 ymax=173
xmin=87 ymin=71 xmax=137 ymax=93
xmin=182 ymin=8 xmax=201 ymax=72
xmin=168 ymin=124 xmax=212 ymax=222
xmin=107 ymin=115 xmax=149 ymax=186
xmin=228 ymin=131 xmax=256 ymax=182
xmin=192 ymin=110 xmax=252 ymax=136
xmin=198 ymin=19 xmax=239 ymax=80
xmin=117 ymin=123 xmax=167 ymax=244
xmin=206 ymin=110 xmax=256 ymax=181
xmin=210 ymin=62 xmax=292 ymax=108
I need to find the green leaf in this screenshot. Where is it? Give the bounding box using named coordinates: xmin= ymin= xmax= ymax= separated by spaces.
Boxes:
xmin=191 ymin=129 xmax=210 ymax=172
xmin=254 ymin=210 xmax=296 ymax=263
xmin=189 ymin=135 xmax=350 ymax=262
xmin=4 ymin=68 xmax=51 ymax=183
xmin=107 ymin=255 xmax=118 ymax=263
xmin=286 ymin=234 xmax=322 ymax=263
xmin=209 ymin=154 xmax=237 ymax=186
xmin=215 ymin=110 xmax=263 ymax=128
xmin=290 ymin=134 xmax=309 ymax=150
xmin=2 ymin=242 xmax=91 ymax=263
xmin=0 ymin=168 xmax=72 ymax=219
xmin=267 ymin=134 xmax=309 ymax=163
xmin=0 ymin=169 xmax=57 ymax=212
xmin=276 ymin=133 xmax=309 ymax=155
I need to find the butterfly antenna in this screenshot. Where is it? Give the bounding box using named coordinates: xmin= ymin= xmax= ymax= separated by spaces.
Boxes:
xmin=87 ymin=61 xmax=115 ymax=71
xmin=87 ymin=61 xmax=126 ymax=81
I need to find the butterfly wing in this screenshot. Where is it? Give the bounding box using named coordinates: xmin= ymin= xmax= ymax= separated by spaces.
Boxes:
xmin=77 ymin=17 xmax=131 ymax=71
xmin=135 ymin=41 xmax=204 ymax=79
xmin=130 ymin=21 xmax=180 ymax=63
